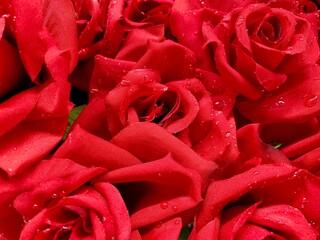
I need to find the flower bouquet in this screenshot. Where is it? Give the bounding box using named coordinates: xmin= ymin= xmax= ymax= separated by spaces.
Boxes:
xmin=0 ymin=0 xmax=320 ymax=239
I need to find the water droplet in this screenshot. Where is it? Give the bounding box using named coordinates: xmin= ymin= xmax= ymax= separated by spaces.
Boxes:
xmin=144 ymin=74 xmax=152 ymax=82
xmin=61 ymin=226 xmax=70 ymax=231
xmin=52 ymin=193 xmax=58 ymax=198
xmin=33 ymin=203 xmax=39 ymax=209
xmin=286 ymin=46 xmax=293 ymax=54
xmin=120 ymin=79 xmax=131 ymax=86
xmin=42 ymin=228 xmax=51 ymax=233
xmin=46 ymin=219 xmax=52 ymax=225
xmin=174 ymin=219 xmax=180 ymax=225
xmin=7 ymin=168 xmax=13 ymax=172
xmin=160 ymin=202 xmax=169 ymax=209
xmin=158 ymin=173 xmax=162 ymax=177
xmin=304 ymin=95 xmax=318 ymax=107
xmin=59 ymin=190 xmax=66 ymax=197
xmin=101 ymin=216 xmax=107 ymax=222
xmin=300 ymin=197 xmax=308 ymax=209
xmin=172 ymin=205 xmax=178 ymax=212
xmin=214 ymin=100 xmax=225 ymax=111
xmin=253 ymin=171 xmax=259 ymax=176
xmin=23 ymin=216 xmax=29 ymax=224
xmin=78 ymin=48 xmax=88 ymax=56
xmin=156 ymin=221 xmax=163 ymax=228
xmin=236 ymin=17 xmax=245 ymax=26
xmin=276 ymin=99 xmax=285 ymax=107
xmin=225 ymin=132 xmax=231 ymax=138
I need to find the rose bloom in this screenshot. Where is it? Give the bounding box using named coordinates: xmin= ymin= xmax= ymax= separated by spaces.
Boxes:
xmin=54 ymin=122 xmax=212 ymax=237
xmin=190 ymin=164 xmax=320 ymax=239
xmin=0 ymin=0 xmax=76 ymax=176
xmin=81 ymin=39 xmax=239 ymax=169
xmin=204 ymin=3 xmax=320 ymax=123
xmin=171 ymin=1 xmax=320 ymax=124
xmin=69 ymin=0 xmax=176 ymax=90
xmin=0 ymin=157 xmax=132 ymax=239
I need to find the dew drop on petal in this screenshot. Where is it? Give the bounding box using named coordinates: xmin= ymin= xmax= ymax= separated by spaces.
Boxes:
xmin=61 ymin=226 xmax=70 ymax=232
xmin=225 ymin=132 xmax=231 ymax=138
xmin=214 ymin=100 xmax=225 ymax=111
xmin=160 ymin=202 xmax=169 ymax=209
xmin=32 ymin=203 xmax=39 ymax=209
xmin=144 ymin=74 xmax=151 ymax=82
xmin=172 ymin=205 xmax=178 ymax=212
xmin=120 ymin=79 xmax=131 ymax=86
xmin=276 ymin=99 xmax=285 ymax=107
xmin=286 ymin=46 xmax=293 ymax=54
xmin=174 ymin=219 xmax=180 ymax=225
xmin=304 ymin=95 xmax=318 ymax=107
xmin=300 ymin=197 xmax=308 ymax=209
xmin=23 ymin=216 xmax=29 ymax=224
xmin=236 ymin=17 xmax=245 ymax=26
xmin=156 ymin=221 xmax=163 ymax=228
xmin=42 ymin=228 xmax=51 ymax=234
xmin=253 ymin=171 xmax=259 ymax=176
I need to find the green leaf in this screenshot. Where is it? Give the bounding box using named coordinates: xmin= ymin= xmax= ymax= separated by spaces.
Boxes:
xmin=179 ymin=222 xmax=193 ymax=240
xmin=62 ymin=105 xmax=86 ymax=140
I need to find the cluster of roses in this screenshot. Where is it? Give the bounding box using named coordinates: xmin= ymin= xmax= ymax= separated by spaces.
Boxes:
xmin=1 ymin=0 xmax=320 ymax=239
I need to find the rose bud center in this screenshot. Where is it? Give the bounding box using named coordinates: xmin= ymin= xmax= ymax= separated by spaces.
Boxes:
xmin=258 ymin=16 xmax=282 ymax=44
xmin=132 ymin=89 xmax=181 ymax=126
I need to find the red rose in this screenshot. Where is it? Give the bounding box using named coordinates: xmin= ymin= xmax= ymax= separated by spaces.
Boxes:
xmin=54 ymin=123 xmax=211 ymax=236
xmin=70 ymin=0 xmax=175 ymax=91
xmin=94 ymin=152 xmax=203 ymax=236
xmin=0 ymin=0 xmax=75 ymax=176
xmin=191 ymin=164 xmax=320 ymax=239
xmin=87 ymin=40 xmax=239 ymax=166
xmin=0 ymin=158 xmax=130 ymax=239
xmin=202 ymin=3 xmax=320 ymax=123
